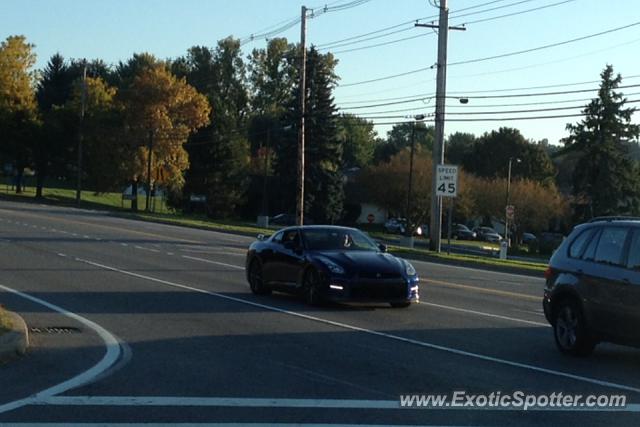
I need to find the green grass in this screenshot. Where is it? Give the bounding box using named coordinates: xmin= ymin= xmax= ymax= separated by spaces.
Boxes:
xmin=388 ymin=245 xmax=547 ymax=274
xmin=0 ymin=180 xmax=546 ymax=273
xmin=0 ymin=306 xmax=12 ymax=335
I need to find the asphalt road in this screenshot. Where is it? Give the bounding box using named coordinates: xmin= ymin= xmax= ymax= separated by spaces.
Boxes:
xmin=0 ymin=199 xmax=638 ymax=426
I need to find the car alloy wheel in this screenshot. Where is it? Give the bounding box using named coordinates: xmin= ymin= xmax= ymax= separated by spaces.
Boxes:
xmin=303 ymin=268 xmax=323 ymax=306
xmin=249 ymin=260 xmax=271 ymax=295
xmin=553 ymin=299 xmax=595 ymax=356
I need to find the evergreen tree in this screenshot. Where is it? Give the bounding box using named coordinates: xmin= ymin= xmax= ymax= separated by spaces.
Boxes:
xmin=35 ymin=53 xmax=77 ymax=197
xmin=278 ymin=47 xmax=343 ymax=224
xmin=564 ymin=65 xmax=640 ymax=221
xmin=175 ymin=39 xmax=250 ymax=218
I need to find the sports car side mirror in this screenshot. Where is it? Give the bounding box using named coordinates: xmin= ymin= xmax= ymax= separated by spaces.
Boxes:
xmin=378 ymin=243 xmax=387 ymax=253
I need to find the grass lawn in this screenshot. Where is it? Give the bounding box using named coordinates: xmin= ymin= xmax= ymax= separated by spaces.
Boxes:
xmin=389 ymin=245 xmax=547 ymax=274
xmin=0 ymin=180 xmax=546 ymax=274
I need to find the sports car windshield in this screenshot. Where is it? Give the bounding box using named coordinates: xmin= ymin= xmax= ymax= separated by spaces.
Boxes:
xmin=302 ymin=228 xmax=379 ymax=252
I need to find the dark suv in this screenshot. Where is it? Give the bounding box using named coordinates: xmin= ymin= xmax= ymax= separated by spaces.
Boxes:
xmin=543 ymin=217 xmax=640 ymax=356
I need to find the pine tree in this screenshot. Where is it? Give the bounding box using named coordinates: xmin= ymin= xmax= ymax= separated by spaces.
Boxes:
xmin=564 ymin=65 xmax=640 ymax=221
xmin=276 ymin=47 xmax=343 ymax=224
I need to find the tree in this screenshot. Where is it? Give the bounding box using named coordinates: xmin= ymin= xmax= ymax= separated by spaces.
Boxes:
xmin=247 ymin=38 xmax=297 ymax=116
xmin=469 ymin=176 xmax=568 ymax=235
xmin=0 ymin=35 xmax=38 ymax=193
xmin=462 ymin=127 xmax=556 ymax=184
xmin=563 ymin=65 xmax=640 ymax=221
xmin=34 ymin=53 xmax=79 ymax=198
xmin=446 ymin=132 xmax=476 ymax=165
xmin=117 ymin=61 xmax=210 ymax=211
xmin=373 ymin=122 xmax=434 ymax=164
xmin=66 ymin=76 xmax=126 ymax=193
xmin=277 ymin=47 xmax=344 ymax=223
xmin=358 ymin=148 xmax=433 ymax=230
xmin=175 ymin=39 xmax=250 ymax=218
xmin=336 ymin=113 xmax=378 ymax=169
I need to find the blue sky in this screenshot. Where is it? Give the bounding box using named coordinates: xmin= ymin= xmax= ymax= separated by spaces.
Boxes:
xmin=1 ymin=0 xmax=639 ymax=145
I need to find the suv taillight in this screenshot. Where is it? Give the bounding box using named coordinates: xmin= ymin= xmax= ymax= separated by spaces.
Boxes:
xmin=544 ymin=267 xmax=555 ymax=280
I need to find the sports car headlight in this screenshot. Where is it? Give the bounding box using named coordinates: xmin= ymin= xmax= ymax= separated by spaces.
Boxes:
xmin=403 ymin=260 xmax=417 ymax=276
xmin=319 ymin=257 xmax=345 ymax=275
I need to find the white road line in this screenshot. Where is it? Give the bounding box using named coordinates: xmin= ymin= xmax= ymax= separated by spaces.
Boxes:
xmin=420 ymin=302 xmax=549 ymax=327
xmin=0 ymin=423 xmax=453 ymax=427
xmin=73 ymin=256 xmax=640 ymax=395
xmin=133 ymin=246 xmax=161 ymax=253
xmin=121 ymin=243 xmax=128 ymax=247
xmin=166 ymin=252 xmax=174 ymax=256
xmin=181 ymin=255 xmax=245 ymax=270
xmin=0 ymin=283 xmax=122 ymax=415
xmin=33 ymin=395 xmax=640 ymax=413
xmin=57 ymin=253 xmax=67 ymax=258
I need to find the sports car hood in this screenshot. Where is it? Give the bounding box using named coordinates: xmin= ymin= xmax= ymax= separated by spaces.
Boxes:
xmin=311 ymin=250 xmax=404 ymax=277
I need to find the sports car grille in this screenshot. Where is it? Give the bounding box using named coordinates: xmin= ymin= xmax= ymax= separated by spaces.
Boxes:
xmin=350 ymin=280 xmax=407 ymax=300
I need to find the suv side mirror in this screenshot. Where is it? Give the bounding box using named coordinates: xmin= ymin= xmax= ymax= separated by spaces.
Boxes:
xmin=378 ymin=243 xmax=387 ymax=253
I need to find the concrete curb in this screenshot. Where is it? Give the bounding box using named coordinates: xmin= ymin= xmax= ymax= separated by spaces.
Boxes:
xmin=0 ymin=310 xmax=29 ymax=362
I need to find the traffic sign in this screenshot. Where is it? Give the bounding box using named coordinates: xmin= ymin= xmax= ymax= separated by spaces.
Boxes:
xmin=435 ymin=165 xmax=458 ymax=197
xmin=506 ymin=204 xmax=515 ymax=220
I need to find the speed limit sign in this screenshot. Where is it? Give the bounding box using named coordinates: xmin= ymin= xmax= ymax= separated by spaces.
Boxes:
xmin=436 ymin=165 xmax=458 ymax=197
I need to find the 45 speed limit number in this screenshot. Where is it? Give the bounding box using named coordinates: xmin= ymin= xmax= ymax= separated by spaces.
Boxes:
xmin=436 ymin=165 xmax=458 ymax=197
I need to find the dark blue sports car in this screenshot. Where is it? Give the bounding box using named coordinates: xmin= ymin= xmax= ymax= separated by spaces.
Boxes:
xmin=245 ymin=225 xmax=420 ymax=307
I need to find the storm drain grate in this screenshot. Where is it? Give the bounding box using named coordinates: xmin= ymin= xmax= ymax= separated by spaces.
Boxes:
xmin=29 ymin=326 xmax=82 ymax=334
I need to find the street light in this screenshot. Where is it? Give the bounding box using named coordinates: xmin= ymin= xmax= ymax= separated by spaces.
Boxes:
xmin=505 ymin=157 xmax=521 ymax=251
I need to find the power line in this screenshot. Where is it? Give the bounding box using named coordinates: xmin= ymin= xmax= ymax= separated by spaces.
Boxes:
xmin=337 ymin=83 xmax=640 ymax=110
xmin=343 ymin=99 xmax=640 ymax=119
xmin=449 ymin=20 xmax=640 ymax=67
xmin=339 ymin=75 xmax=640 ymax=106
xmin=447 ymin=36 xmax=640 ymax=80
xmin=315 ymin=0 xmax=516 ymax=50
xmin=461 ymin=0 xmax=576 ymax=26
xmin=337 ymin=19 xmax=640 ymax=87
xmin=239 ymin=0 xmax=373 ymax=46
xmin=327 ymin=1 xmax=573 ymax=55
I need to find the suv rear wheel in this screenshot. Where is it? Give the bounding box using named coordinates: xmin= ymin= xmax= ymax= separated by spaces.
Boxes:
xmin=553 ymin=299 xmax=596 ymax=356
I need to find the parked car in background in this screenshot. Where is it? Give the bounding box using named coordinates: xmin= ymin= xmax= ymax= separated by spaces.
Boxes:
xmin=473 ymin=226 xmax=503 ymax=242
xmin=451 ymin=224 xmax=477 ymax=240
xmin=270 ymin=213 xmax=296 ymax=226
xmin=543 ymin=217 xmax=640 ymax=356
xmin=522 ymin=232 xmax=537 ymax=245
xmin=384 ymin=218 xmax=406 ymax=235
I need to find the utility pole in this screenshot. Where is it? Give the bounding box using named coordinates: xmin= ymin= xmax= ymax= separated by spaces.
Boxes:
xmin=145 ymin=129 xmax=154 ymax=212
xmin=296 ymin=5 xmax=307 ymax=226
xmin=406 ymin=124 xmax=416 ymax=239
xmin=416 ymin=0 xmax=465 ymax=252
xmin=75 ymin=62 xmax=87 ymax=206
xmin=261 ymin=128 xmax=270 ymax=217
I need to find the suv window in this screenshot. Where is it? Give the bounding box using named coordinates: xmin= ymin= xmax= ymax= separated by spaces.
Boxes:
xmin=626 ymin=230 xmax=640 ymax=270
xmin=594 ymin=227 xmax=629 ymax=266
xmin=569 ymin=228 xmax=595 ymax=259
xmin=272 ymin=231 xmax=284 ymax=243
xmin=581 ymin=228 xmax=601 ymax=261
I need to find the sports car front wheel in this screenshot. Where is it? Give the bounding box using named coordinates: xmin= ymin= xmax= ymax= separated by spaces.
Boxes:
xmin=248 ymin=259 xmax=271 ymax=295
xmin=303 ymin=268 xmax=324 ymax=306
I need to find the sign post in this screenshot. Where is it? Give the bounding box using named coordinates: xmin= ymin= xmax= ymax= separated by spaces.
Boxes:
xmin=435 ymin=165 xmax=458 ymax=253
